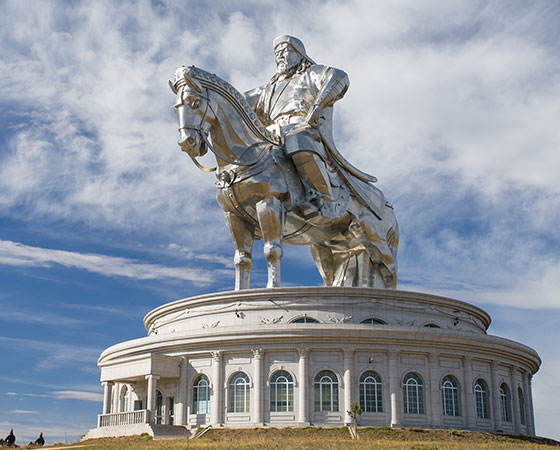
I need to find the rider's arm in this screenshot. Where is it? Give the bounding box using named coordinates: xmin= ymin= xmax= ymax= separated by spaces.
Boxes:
xmin=244 ymin=85 xmax=270 ymax=125
xmin=306 ymin=67 xmax=349 ymax=127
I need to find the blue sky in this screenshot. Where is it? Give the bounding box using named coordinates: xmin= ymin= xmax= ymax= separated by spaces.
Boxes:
xmin=1 ymin=0 xmax=559 ymax=444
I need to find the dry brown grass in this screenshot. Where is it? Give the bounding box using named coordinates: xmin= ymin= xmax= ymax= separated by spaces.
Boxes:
xmin=42 ymin=427 xmax=559 ymax=450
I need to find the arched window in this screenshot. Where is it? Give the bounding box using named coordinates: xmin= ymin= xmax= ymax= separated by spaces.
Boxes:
xmin=119 ymin=385 xmax=129 ymax=413
xmin=192 ymin=374 xmax=210 ymax=414
xmin=441 ymin=375 xmax=460 ymax=416
xmin=424 ymin=323 xmax=440 ymax=328
xmin=228 ymin=372 xmax=250 ymax=413
xmin=290 ymin=316 xmax=320 ymax=323
xmin=359 ymin=371 xmax=383 ymax=413
xmin=155 ymin=390 xmax=163 ymax=424
xmin=361 ymin=318 xmax=387 ymax=324
xmin=500 ymin=383 xmax=512 ymax=422
xmin=270 ymin=370 xmax=294 ymax=412
xmin=403 ymin=373 xmax=425 ymax=414
xmin=314 ymin=370 xmax=339 ymax=412
xmin=518 ymin=387 xmax=526 ymax=426
xmin=474 ymin=379 xmax=489 ymax=419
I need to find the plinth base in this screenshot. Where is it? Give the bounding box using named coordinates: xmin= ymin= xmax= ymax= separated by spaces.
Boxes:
xmin=88 ymin=287 xmax=540 ymax=436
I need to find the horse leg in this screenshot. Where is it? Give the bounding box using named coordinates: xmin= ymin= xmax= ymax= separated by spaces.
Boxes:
xmin=356 ymin=250 xmax=374 ymax=287
xmin=224 ymin=212 xmax=254 ymax=290
xmin=256 ymin=197 xmax=285 ymax=288
xmin=310 ymin=244 xmax=334 ymax=286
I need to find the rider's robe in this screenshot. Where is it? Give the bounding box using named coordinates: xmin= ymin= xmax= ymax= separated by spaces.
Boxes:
xmin=244 ymin=65 xmax=390 ymax=223
xmin=244 ymin=64 xmax=347 ymax=160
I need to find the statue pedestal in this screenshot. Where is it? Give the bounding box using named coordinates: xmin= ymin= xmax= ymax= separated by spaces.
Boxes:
xmin=87 ymin=287 xmax=539 ymax=437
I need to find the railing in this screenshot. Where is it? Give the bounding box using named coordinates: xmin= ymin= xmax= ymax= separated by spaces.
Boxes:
xmin=98 ymin=409 xmax=149 ymax=427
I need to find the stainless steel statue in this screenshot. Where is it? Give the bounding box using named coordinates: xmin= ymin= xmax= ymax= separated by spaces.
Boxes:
xmin=171 ymin=35 xmax=398 ymax=290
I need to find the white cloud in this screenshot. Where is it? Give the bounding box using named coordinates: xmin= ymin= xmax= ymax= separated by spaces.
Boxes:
xmin=10 ymin=410 xmax=39 ymax=414
xmin=0 ymin=0 xmax=559 ymax=440
xmin=0 ymin=240 xmax=214 ymax=283
xmin=0 ymin=336 xmax=101 ymax=371
xmin=51 ymin=391 xmax=102 ymax=402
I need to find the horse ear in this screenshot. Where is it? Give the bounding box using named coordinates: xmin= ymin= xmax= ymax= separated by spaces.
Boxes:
xmin=183 ymin=72 xmax=203 ymax=93
xmin=169 ymin=80 xmax=178 ymax=94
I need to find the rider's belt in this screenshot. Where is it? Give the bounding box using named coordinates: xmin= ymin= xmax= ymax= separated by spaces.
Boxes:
xmin=266 ymin=115 xmax=306 ymax=136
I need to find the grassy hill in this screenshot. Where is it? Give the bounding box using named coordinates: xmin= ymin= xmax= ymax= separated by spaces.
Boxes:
xmin=46 ymin=427 xmax=560 ymax=450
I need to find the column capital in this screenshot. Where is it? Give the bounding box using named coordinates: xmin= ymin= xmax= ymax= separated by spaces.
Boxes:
xmin=101 ymin=381 xmax=114 ymax=387
xmin=145 ymin=374 xmax=160 ymax=381
xmin=297 ymin=347 xmax=310 ymax=358
xmin=342 ymin=347 xmax=354 ymax=359
xmin=463 ymin=355 xmax=473 ymax=364
xmin=428 ymin=351 xmax=440 ymax=362
xmin=387 ymin=348 xmax=399 ymax=359
xmin=490 ymin=360 xmax=500 ymax=370
xmin=211 ymin=350 xmax=223 ymax=362
xmin=252 ymin=348 xmax=264 ymax=359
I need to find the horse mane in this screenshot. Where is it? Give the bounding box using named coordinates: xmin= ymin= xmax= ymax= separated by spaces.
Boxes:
xmin=187 ymin=66 xmax=280 ymax=146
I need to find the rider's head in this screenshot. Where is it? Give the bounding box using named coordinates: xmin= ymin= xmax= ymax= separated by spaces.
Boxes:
xmin=273 ymin=35 xmax=315 ymax=75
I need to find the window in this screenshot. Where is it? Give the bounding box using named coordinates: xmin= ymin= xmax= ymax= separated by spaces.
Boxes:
xmin=474 ymin=379 xmax=489 ymax=419
xmin=359 ymin=371 xmax=383 ymax=413
xmin=155 ymin=390 xmax=163 ymax=424
xmin=192 ymin=374 xmax=210 ymax=414
xmin=403 ymin=373 xmax=425 ymax=414
xmin=119 ymin=386 xmax=129 ymax=413
xmin=314 ymin=370 xmax=339 ymax=412
xmin=291 ymin=316 xmax=319 ymax=323
xmin=441 ymin=375 xmax=460 ymax=416
xmin=167 ymin=397 xmax=174 ymax=425
xmin=500 ymin=383 xmax=512 ymax=422
xmin=518 ymin=387 xmax=526 ymax=426
xmin=228 ymin=372 xmax=250 ymax=413
xmin=361 ymin=318 xmax=387 ymax=324
xmin=424 ymin=323 xmax=440 ymax=328
xmin=270 ymin=370 xmax=294 ymax=412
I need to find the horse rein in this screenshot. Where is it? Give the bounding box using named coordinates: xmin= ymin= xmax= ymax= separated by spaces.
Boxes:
xmin=178 ymin=86 xmax=257 ymax=171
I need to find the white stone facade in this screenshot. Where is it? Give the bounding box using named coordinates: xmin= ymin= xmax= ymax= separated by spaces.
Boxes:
xmin=85 ymin=287 xmax=540 ymax=438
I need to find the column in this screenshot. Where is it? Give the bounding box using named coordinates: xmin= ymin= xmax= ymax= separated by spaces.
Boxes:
xmin=527 ymin=373 xmax=536 ymax=436
xmin=343 ymin=348 xmax=354 ymax=425
xmin=428 ymin=352 xmax=442 ymax=428
xmin=297 ymin=347 xmax=310 ymax=425
xmin=252 ymin=349 xmax=264 ymax=425
xmin=210 ymin=351 xmax=223 ymax=427
xmin=388 ymin=349 xmax=401 ymax=427
xmin=510 ymin=365 xmax=521 ymax=434
xmin=175 ymin=357 xmax=188 ymax=426
xmin=490 ymin=361 xmax=502 ymax=432
xmin=146 ymin=375 xmax=160 ymax=423
xmin=102 ymin=381 xmax=113 ymax=414
xmin=463 ymin=356 xmax=475 ymax=429
xmin=112 ymin=383 xmax=119 ymax=413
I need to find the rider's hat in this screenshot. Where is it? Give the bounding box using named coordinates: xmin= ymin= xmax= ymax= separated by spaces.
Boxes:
xmin=273 ymin=35 xmax=315 ymax=65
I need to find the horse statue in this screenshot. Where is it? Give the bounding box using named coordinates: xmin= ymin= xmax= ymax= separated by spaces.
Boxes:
xmin=170 ymin=66 xmax=398 ymax=290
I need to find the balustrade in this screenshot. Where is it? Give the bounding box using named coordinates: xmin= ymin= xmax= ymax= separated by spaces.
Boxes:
xmin=98 ymin=409 xmax=149 ymax=427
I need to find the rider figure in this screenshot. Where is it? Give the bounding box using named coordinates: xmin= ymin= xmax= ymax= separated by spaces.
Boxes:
xmin=245 ymin=35 xmax=349 ymax=222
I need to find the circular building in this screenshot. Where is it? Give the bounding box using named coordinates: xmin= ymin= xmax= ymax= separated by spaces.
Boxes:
xmin=85 ymin=287 xmax=540 ymax=439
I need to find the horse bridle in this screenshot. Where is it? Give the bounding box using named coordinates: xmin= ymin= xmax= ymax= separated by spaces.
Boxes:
xmin=177 ymin=84 xmax=256 ymax=171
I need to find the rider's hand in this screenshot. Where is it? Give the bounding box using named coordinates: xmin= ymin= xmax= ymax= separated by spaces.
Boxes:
xmin=305 ymin=105 xmax=324 ymax=128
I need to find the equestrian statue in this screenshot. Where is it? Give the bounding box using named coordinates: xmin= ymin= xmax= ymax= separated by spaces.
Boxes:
xmin=170 ymin=35 xmax=398 ymax=290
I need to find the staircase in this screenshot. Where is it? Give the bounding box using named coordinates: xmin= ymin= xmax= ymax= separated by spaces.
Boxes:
xmin=149 ymin=424 xmax=190 ymax=440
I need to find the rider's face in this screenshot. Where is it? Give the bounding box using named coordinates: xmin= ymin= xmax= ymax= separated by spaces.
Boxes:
xmin=275 ymin=43 xmax=301 ymax=74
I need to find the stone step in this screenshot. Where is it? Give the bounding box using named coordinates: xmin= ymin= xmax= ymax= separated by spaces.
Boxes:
xmin=149 ymin=424 xmax=190 ymax=440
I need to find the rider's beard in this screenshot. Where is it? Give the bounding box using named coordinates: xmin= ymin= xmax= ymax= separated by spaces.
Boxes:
xmin=276 ymin=58 xmax=299 ymax=77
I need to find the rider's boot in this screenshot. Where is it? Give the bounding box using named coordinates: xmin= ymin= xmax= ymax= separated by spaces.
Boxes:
xmin=291 ymin=151 xmax=335 ymax=225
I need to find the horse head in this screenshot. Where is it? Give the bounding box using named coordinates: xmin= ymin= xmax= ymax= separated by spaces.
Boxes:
xmin=170 ymin=67 xmax=211 ymax=158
